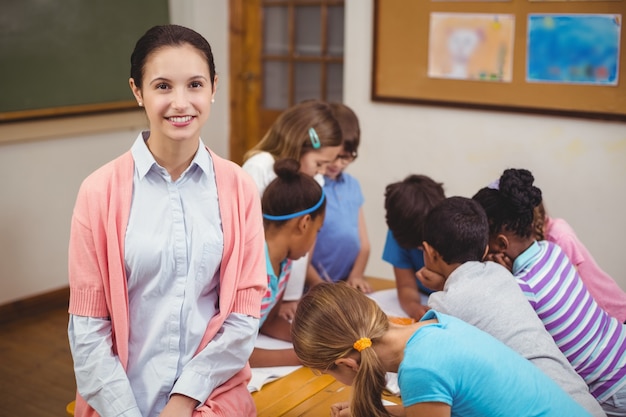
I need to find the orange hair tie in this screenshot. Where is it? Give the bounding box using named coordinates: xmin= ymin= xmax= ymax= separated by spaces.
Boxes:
xmin=353 ymin=337 xmax=372 ymax=352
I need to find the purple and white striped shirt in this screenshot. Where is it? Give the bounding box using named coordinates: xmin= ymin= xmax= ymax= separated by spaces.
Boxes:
xmin=513 ymin=240 xmax=626 ymax=402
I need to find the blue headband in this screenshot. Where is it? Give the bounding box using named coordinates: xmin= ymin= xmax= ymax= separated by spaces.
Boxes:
xmin=263 ymin=190 xmax=326 ymax=221
xmin=309 ymin=127 xmax=321 ymax=149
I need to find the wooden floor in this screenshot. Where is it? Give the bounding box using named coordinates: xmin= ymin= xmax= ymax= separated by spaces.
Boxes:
xmin=0 ymin=304 xmax=76 ymax=417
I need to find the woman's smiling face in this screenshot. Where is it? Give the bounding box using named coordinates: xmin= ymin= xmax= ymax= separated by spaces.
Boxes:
xmin=130 ymin=43 xmax=216 ymax=144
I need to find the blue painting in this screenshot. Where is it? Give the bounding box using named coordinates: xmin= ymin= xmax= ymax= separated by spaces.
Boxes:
xmin=527 ymin=14 xmax=621 ymax=85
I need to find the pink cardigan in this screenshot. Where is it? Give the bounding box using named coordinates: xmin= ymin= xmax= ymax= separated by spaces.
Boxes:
xmin=68 ymin=149 xmax=267 ymax=417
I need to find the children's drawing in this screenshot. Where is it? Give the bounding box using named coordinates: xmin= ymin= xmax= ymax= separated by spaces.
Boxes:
xmin=527 ymin=14 xmax=621 ymax=85
xmin=428 ymin=13 xmax=515 ymax=82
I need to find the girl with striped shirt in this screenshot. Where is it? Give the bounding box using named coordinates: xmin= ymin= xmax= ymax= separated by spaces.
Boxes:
xmin=474 ymin=168 xmax=626 ymax=416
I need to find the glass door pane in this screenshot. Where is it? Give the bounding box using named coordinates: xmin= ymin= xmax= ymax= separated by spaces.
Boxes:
xmin=263 ymin=6 xmax=289 ymax=55
xmin=327 ymin=6 xmax=344 ymax=57
xmin=295 ymin=62 xmax=321 ymax=103
xmin=295 ymin=7 xmax=321 ymax=56
xmin=263 ymin=61 xmax=290 ymax=109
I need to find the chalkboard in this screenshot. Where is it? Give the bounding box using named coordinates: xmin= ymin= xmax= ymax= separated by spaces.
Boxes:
xmin=372 ymin=0 xmax=626 ymax=121
xmin=0 ymin=0 xmax=169 ymax=121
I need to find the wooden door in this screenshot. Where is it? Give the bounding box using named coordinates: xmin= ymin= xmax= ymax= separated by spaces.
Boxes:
xmin=229 ymin=0 xmax=345 ymax=164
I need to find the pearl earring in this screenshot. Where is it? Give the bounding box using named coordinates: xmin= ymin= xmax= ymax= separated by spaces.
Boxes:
xmin=138 ymin=102 xmax=143 ymax=107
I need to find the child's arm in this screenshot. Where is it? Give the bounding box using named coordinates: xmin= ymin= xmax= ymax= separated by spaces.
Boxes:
xmin=261 ymin=300 xmax=293 ymax=342
xmin=345 ymin=208 xmax=372 ymax=293
xmin=404 ymin=402 xmax=451 ymax=417
xmin=394 ymin=267 xmax=430 ymax=320
xmin=306 ymin=263 xmax=327 ymax=286
xmin=249 ymin=348 xmax=301 ymax=368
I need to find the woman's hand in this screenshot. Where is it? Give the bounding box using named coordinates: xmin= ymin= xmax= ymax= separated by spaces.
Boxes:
xmin=330 ymin=401 xmax=351 ymax=417
xmin=158 ymin=394 xmax=197 ymax=417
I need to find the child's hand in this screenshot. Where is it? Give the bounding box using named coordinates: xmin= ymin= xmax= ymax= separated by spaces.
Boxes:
xmin=486 ymin=253 xmax=513 ymax=271
xmin=416 ymin=267 xmax=445 ymax=292
xmin=278 ymin=300 xmax=298 ymax=322
xmin=330 ymin=401 xmax=351 ymax=417
xmin=346 ymin=276 xmax=373 ymax=293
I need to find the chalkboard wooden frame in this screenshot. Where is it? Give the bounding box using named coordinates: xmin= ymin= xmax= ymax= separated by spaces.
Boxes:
xmin=371 ymin=0 xmax=626 ymax=121
xmin=0 ymin=0 xmax=169 ymax=122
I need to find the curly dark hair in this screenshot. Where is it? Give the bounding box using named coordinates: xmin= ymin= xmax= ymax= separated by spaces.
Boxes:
xmin=423 ymin=197 xmax=489 ymax=264
xmin=472 ymin=168 xmax=542 ymax=238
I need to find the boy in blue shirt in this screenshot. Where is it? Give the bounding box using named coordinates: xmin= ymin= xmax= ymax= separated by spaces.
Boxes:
xmin=382 ymin=174 xmax=445 ymax=319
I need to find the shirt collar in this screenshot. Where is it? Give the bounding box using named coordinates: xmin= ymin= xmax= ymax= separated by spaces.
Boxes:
xmin=324 ymin=172 xmax=345 ymax=185
xmin=512 ymin=240 xmax=540 ymax=274
xmin=131 ymin=131 xmax=212 ymax=179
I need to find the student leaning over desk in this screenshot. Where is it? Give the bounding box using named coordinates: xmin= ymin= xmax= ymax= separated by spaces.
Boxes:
xmin=249 ymin=158 xmax=326 ymax=368
xmin=419 ymin=196 xmax=604 ymax=416
xmin=242 ymin=99 xmax=342 ymax=322
xmin=67 ymin=25 xmax=266 ymax=417
xmin=291 ymin=283 xmax=592 ymax=417
xmin=382 ymin=174 xmax=446 ymax=320
xmin=474 ymin=168 xmax=626 ymax=416
xmin=309 ymin=102 xmax=372 ymax=293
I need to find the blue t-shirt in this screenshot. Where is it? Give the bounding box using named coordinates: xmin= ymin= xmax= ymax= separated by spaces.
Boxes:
xmin=311 ymin=173 xmax=364 ymax=282
xmin=381 ymin=229 xmax=433 ymax=294
xmin=399 ymin=310 xmax=589 ymax=416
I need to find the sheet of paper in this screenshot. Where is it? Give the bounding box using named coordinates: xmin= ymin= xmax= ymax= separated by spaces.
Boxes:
xmin=248 ymin=365 xmax=302 ymax=392
xmin=368 ymin=288 xmax=428 ymax=318
xmin=248 ymin=334 xmax=302 ymax=392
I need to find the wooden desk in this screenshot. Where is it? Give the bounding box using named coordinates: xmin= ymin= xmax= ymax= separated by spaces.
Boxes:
xmin=252 ymin=367 xmax=401 ymax=417
xmin=253 ymin=277 xmax=401 ymax=416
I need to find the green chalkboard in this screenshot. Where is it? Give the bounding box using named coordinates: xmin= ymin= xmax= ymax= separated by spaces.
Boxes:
xmin=0 ymin=0 xmax=169 ymax=121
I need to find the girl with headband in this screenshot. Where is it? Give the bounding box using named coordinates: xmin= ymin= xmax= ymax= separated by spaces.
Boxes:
xmin=243 ymin=100 xmax=342 ymax=323
xmin=291 ymin=283 xmax=592 ymax=417
xmin=248 ymin=158 xmax=326 ymax=367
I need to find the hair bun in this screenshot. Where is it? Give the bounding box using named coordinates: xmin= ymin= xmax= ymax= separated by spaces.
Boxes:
xmin=273 ymin=158 xmax=301 ymax=181
xmin=499 ymin=168 xmax=542 ymax=213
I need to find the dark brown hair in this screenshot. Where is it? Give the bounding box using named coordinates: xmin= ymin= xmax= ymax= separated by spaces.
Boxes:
xmin=130 ymin=24 xmax=216 ymax=89
xmin=329 ymin=102 xmax=360 ymax=155
xmin=384 ymin=174 xmax=446 ymax=249
xmin=472 ymin=168 xmax=543 ymax=238
xmin=423 ymin=197 xmax=489 ymax=264
xmin=262 ymin=159 xmax=325 ymax=227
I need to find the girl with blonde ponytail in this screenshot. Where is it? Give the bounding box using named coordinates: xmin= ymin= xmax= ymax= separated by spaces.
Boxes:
xmin=291 ymin=283 xmax=592 ymax=417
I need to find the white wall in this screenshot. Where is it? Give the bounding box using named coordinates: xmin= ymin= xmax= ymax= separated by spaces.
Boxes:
xmin=0 ymin=0 xmax=230 ymax=305
xmin=344 ymin=0 xmax=626 ymax=288
xmin=1 ymin=0 xmax=624 ymax=306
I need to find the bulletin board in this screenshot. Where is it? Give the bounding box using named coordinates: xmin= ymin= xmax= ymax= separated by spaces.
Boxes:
xmin=0 ymin=0 xmax=169 ymax=122
xmin=371 ymin=0 xmax=626 ymax=121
